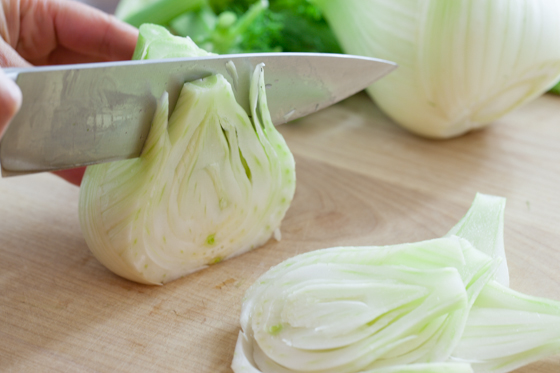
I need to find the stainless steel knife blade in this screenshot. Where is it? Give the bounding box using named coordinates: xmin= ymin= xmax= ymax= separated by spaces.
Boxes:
xmin=0 ymin=53 xmax=396 ymax=176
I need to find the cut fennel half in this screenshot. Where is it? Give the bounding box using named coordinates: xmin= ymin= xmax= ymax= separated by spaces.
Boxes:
xmin=233 ymin=193 xmax=560 ymax=373
xmin=79 ymin=25 xmax=295 ymax=284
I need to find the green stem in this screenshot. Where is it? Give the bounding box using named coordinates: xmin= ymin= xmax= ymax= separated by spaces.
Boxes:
xmin=549 ymin=80 xmax=560 ymax=95
xmin=230 ymin=0 xmax=268 ymax=37
xmin=124 ymin=0 xmax=207 ymax=28
xmin=210 ymin=0 xmax=268 ymax=54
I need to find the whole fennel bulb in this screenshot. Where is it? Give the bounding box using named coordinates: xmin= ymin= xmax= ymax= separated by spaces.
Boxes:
xmin=314 ymin=0 xmax=560 ymax=138
xmin=79 ymin=25 xmax=296 ymax=285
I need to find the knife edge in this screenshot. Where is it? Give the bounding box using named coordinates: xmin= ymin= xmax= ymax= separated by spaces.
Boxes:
xmin=0 ymin=53 xmax=396 ymax=176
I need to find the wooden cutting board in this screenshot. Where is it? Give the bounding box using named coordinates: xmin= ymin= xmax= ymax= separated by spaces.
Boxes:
xmin=1 ymin=92 xmax=560 ymax=372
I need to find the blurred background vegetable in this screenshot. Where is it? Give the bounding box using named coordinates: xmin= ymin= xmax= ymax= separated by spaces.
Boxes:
xmin=115 ymin=0 xmax=342 ymax=54
xmin=312 ymin=0 xmax=560 ymax=138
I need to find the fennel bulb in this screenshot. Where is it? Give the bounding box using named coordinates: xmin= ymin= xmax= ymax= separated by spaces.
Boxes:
xmin=233 ymin=194 xmax=560 ymax=373
xmin=314 ymin=0 xmax=560 ymax=138
xmin=79 ymin=25 xmax=296 ymax=285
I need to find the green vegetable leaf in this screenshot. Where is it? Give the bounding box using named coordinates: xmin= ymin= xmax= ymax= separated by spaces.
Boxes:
xmin=117 ymin=0 xmax=206 ymax=28
xmin=549 ymin=80 xmax=560 ymax=95
xmin=116 ymin=0 xmax=341 ymax=54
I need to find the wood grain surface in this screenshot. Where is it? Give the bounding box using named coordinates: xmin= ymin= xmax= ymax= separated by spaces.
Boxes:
xmin=1 ymin=92 xmax=560 ymax=372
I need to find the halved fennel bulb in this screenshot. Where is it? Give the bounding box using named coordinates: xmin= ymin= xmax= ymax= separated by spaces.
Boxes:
xmin=314 ymin=0 xmax=560 ymax=138
xmin=233 ymin=194 xmax=560 ymax=373
xmin=79 ymin=25 xmax=296 ymax=285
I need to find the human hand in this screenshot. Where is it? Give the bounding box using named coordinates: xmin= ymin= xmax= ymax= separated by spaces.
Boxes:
xmin=0 ymin=68 xmax=20 ymax=139
xmin=0 ymin=0 xmax=138 ymax=185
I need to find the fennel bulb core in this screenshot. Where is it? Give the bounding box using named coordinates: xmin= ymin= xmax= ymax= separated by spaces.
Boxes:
xmin=233 ymin=194 xmax=560 ymax=373
xmin=78 ymin=25 xmax=296 ymax=285
xmin=315 ymin=0 xmax=560 ymax=138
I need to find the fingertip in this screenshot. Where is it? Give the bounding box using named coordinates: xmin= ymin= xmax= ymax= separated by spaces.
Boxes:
xmin=0 ymin=69 xmax=22 ymax=109
xmin=52 ymin=1 xmax=139 ymax=63
xmin=0 ymin=68 xmax=22 ymax=137
xmin=106 ymin=14 xmax=140 ymax=60
xmin=111 ymin=14 xmax=139 ymax=37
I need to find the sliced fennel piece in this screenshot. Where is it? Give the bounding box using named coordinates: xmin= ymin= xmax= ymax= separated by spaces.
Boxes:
xmin=313 ymin=0 xmax=560 ymax=138
xmin=78 ymin=25 xmax=295 ymax=284
xmin=232 ymin=193 xmax=560 ymax=373
xmin=446 ymin=193 xmax=508 ymax=287
xmin=233 ymin=235 xmax=498 ymax=373
xmin=452 ymin=280 xmax=560 ymax=373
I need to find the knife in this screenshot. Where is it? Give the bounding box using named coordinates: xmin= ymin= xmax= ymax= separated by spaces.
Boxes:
xmin=0 ymin=53 xmax=396 ymax=176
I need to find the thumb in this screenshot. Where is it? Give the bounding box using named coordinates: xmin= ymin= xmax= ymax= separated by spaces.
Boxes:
xmin=0 ymin=66 xmax=21 ymax=138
